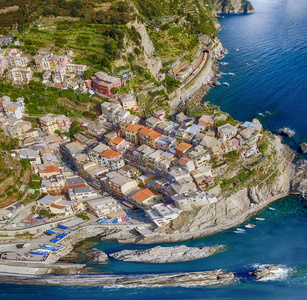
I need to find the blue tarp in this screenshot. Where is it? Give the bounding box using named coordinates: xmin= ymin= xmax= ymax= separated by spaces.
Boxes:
xmin=57 ymin=233 xmax=67 ymax=239
xmin=126 ymin=212 xmax=131 ymax=216
xmin=119 ymin=200 xmax=125 ymax=203
xmin=46 ymin=230 xmax=56 ymax=235
xmin=29 ymin=252 xmax=48 ymax=255
xmin=112 ymin=219 xmax=118 ymax=223
xmin=58 ymin=225 xmax=68 ymax=230
xmin=41 ymin=246 xmax=58 ymax=252
xmin=50 ymin=238 xmax=60 ymax=243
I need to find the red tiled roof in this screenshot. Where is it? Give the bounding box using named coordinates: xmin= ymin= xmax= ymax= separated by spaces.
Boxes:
xmin=110 ymin=136 xmax=124 ymax=145
xmin=39 ymin=165 xmax=61 ymax=174
xmin=125 ymin=124 xmax=144 ymax=133
xmin=175 ymin=142 xmax=193 ymax=152
xmin=132 ymin=188 xmax=160 ymax=202
xmin=100 ymin=149 xmax=121 ymax=159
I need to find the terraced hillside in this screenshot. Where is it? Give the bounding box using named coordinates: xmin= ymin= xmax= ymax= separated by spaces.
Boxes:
xmin=0 ymin=133 xmax=37 ymax=208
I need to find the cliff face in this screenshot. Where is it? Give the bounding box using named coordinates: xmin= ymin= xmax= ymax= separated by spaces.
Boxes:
xmin=214 ymin=0 xmax=254 ymax=14
xmin=126 ymin=20 xmax=165 ymax=81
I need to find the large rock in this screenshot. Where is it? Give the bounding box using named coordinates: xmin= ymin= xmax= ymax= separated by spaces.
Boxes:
xmin=85 ymin=248 xmax=108 ymax=264
xmin=251 ymin=264 xmax=293 ymax=281
xmin=1 ymin=269 xmax=236 ymax=287
xmin=300 ymin=143 xmax=307 ymax=154
xmin=109 ymin=245 xmax=226 ymax=263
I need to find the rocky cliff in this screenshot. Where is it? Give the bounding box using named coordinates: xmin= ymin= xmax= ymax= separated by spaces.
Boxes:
xmin=214 ymin=0 xmax=254 ymax=14
xmin=136 ymin=137 xmax=298 ymax=244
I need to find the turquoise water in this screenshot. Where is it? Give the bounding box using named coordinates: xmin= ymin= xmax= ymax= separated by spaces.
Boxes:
xmin=1 ymin=0 xmax=307 ymax=298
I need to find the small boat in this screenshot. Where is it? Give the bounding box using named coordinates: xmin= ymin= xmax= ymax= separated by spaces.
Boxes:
xmin=255 ymin=217 xmax=265 ymax=221
xmin=236 ymin=228 xmax=246 ymax=233
xmin=220 ymin=62 xmax=229 ymax=66
xmin=245 ymin=224 xmax=256 ymax=228
xmin=269 ymin=207 xmax=276 ymax=211
xmin=246 ymin=63 xmax=251 ymax=66
xmin=223 ymin=82 xmax=229 ymax=86
xmin=258 ymin=112 xmax=264 ymax=117
xmin=235 ymin=48 xmax=239 ymax=51
xmin=233 ymin=231 xmax=242 ymax=234
xmin=228 ymin=72 xmax=235 ymax=76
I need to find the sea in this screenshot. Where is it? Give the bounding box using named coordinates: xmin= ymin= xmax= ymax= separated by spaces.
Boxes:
xmin=1 ymin=0 xmax=307 ymax=298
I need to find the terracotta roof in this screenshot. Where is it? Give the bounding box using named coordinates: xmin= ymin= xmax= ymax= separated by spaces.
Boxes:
xmin=148 ymin=130 xmax=161 ymax=140
xmin=100 ymin=149 xmax=121 ymax=159
xmin=67 ymin=183 xmax=87 ymax=189
xmin=175 ymin=142 xmax=193 ymax=152
xmin=139 ymin=126 xmax=152 ymax=136
xmin=110 ymin=136 xmax=124 ymax=145
xmin=132 ymin=188 xmax=160 ymax=202
xmin=125 ymin=124 xmax=144 ymax=133
xmin=4 ymin=105 xmax=17 ymax=112
xmin=51 ymin=203 xmax=66 ymax=209
xmin=39 ymin=165 xmax=61 ymax=174
xmin=179 ymin=156 xmax=192 ymax=164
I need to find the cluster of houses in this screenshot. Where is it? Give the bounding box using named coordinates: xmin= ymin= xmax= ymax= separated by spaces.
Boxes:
xmin=0 ymin=33 xmax=18 ymax=47
xmin=0 ymin=74 xmax=263 ymax=228
xmin=0 ymin=43 xmax=134 ymax=102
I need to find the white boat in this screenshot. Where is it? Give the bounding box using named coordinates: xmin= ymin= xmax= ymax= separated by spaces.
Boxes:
xmin=233 ymin=231 xmax=242 ymax=234
xmin=255 ymin=217 xmax=265 ymax=221
xmin=236 ymin=228 xmax=246 ymax=233
xmin=269 ymin=207 xmax=276 ymax=211
xmin=220 ymin=62 xmax=229 ymax=66
xmin=223 ymin=82 xmax=230 ymax=86
xmin=228 ymin=72 xmax=235 ymax=76
xmin=244 ymin=224 xmax=256 ymax=228
xmin=235 ymin=48 xmax=239 ymax=51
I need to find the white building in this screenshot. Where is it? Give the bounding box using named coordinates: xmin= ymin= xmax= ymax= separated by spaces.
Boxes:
xmin=172 ymin=191 xmax=218 ymax=211
xmin=146 ymin=203 xmax=182 ymax=227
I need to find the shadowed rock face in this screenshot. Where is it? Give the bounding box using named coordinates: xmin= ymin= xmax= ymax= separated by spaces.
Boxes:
xmin=0 ymin=269 xmax=235 ymax=287
xmin=214 ymin=0 xmax=254 ymax=14
xmin=109 ymin=245 xmax=227 ymax=263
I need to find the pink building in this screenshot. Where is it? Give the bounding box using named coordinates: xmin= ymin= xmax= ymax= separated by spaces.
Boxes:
xmin=0 ymin=57 xmax=8 ymax=76
xmin=92 ymin=71 xmax=121 ymax=98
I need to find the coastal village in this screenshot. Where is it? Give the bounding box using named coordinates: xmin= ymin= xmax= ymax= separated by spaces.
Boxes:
xmin=0 ymin=33 xmax=297 ymax=272
xmin=0 ymin=43 xmax=266 ymax=264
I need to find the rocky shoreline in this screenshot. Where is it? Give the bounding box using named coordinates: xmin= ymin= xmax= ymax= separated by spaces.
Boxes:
xmin=0 ymin=269 xmax=235 ymax=287
xmin=109 ymin=245 xmax=227 ymax=263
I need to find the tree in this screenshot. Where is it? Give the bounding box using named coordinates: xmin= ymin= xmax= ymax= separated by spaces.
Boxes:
xmin=69 ymin=120 xmax=80 ymax=140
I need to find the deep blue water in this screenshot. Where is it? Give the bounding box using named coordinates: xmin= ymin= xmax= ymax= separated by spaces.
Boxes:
xmin=206 ymin=0 xmax=307 ymax=150
xmin=1 ymin=0 xmax=307 ymax=298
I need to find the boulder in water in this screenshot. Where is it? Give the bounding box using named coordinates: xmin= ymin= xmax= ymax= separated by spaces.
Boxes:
xmin=250 ymin=264 xmax=292 ymax=281
xmin=85 ymin=248 xmax=109 ymax=264
xmin=300 ymin=143 xmax=307 ymax=154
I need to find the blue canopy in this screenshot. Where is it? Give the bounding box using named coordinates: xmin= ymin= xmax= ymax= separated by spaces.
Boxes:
xmin=112 ymin=219 xmax=118 ymax=223
xmin=29 ymin=252 xmax=48 ymax=255
xmin=57 ymin=233 xmax=67 ymax=239
xmin=50 ymin=238 xmax=60 ymax=243
xmin=41 ymin=246 xmax=58 ymax=252
xmin=119 ymin=200 xmax=125 ymax=203
xmin=46 ymin=230 xmax=56 ymax=235
xmin=126 ymin=212 xmax=131 ymax=216
xmin=58 ymin=225 xmax=68 ymax=230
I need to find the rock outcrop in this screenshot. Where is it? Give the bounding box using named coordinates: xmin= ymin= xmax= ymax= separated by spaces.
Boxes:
xmin=135 ymin=137 xmax=297 ymax=244
xmin=0 ymin=269 xmax=235 ymax=287
xmin=300 ymin=143 xmax=307 ymax=154
xmin=126 ymin=20 xmax=165 ymax=81
xmin=109 ymin=245 xmax=226 ymax=263
xmin=85 ymin=248 xmax=108 ymax=264
xmin=214 ymin=0 xmax=254 ymax=14
xmin=251 ymin=264 xmax=293 ymax=281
